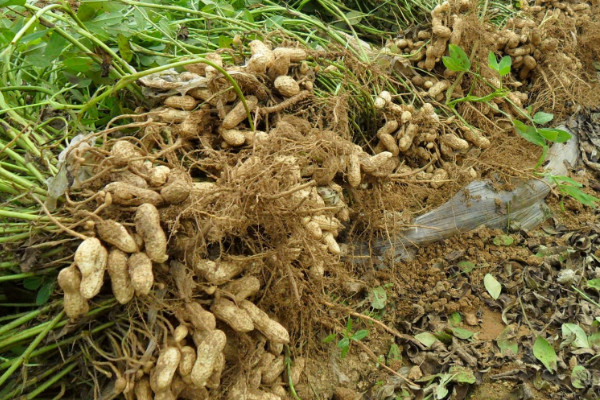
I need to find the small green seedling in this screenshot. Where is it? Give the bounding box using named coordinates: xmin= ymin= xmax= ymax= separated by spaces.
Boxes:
xmin=323 ymin=317 xmax=369 ymax=358
xmin=441 ymin=44 xmax=597 ymax=208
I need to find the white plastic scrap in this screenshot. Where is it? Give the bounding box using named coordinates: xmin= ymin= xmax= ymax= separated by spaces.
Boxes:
xmin=45 ymin=134 xmax=96 ymax=211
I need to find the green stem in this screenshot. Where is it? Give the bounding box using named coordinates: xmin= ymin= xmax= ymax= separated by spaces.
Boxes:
xmin=26 ymin=361 xmax=76 ymax=399
xmin=0 ymin=321 xmax=114 ymax=371
xmin=0 ymin=311 xmax=64 ymax=388
xmin=0 ymin=209 xmax=49 ymax=222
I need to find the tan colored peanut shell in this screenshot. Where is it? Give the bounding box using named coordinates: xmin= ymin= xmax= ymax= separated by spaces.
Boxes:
xmin=262 ymin=355 xmax=285 ymax=384
xmin=185 ymin=302 xmax=216 ymax=331
xmin=377 ymin=120 xmax=399 ymax=137
xmin=273 ymin=47 xmax=307 ymax=62
xmin=221 ymin=129 xmax=246 ymax=146
xmin=347 ymin=153 xmax=361 ymax=187
xmin=164 ymin=95 xmax=198 ymax=111
xmin=128 ymin=252 xmax=154 ymax=296
xmin=110 ymin=140 xmax=143 ymax=167
xmin=104 ymin=182 xmax=163 ymax=207
xmin=110 ymin=170 xmax=148 ymax=188
xmin=463 ymin=128 xmax=490 ymax=149
xmin=222 ymin=275 xmax=261 ymax=300
xmin=274 ymin=76 xmax=300 ymax=97
xmin=96 ymin=220 xmax=138 ymax=253
xmin=247 ymin=40 xmax=274 ymax=74
xmin=134 ymin=377 xmax=153 ymax=400
xmin=107 ymin=249 xmax=134 ymax=304
xmin=440 ymin=133 xmax=469 ymax=151
xmin=148 ymin=166 xmax=171 ymax=187
xmin=58 ymin=265 xmax=89 ymax=319
xmin=178 ymin=346 xmax=196 ymax=377
xmin=289 ymin=357 xmax=305 ymax=385
xmin=154 ymin=389 xmax=176 ymax=400
xmin=323 ymin=232 xmax=341 ymax=255
xmin=360 ymin=152 xmax=393 ymax=173
xmin=239 ymin=300 xmax=290 ymax=344
xmin=398 ymin=123 xmax=419 ymax=152
xmin=191 ymin=329 xmax=227 ymax=387
xmin=430 ymin=168 xmax=449 ymax=189
xmin=222 ymin=95 xmax=258 ymax=130
xmin=154 ymin=108 xmax=190 ymax=123
xmin=74 ymin=237 xmax=108 ymax=299
xmin=195 ymin=259 xmax=243 ymax=285
xmin=150 ymin=347 xmax=181 ymax=392
xmin=134 ymin=203 xmax=168 ymax=263
xmin=211 ymin=297 xmax=254 ymax=332
xmin=378 ymin=133 xmax=399 ymax=156
xmin=160 ymin=169 xmax=191 ymax=204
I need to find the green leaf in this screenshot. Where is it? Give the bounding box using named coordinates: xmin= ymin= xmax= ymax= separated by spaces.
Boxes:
xmin=558 ymin=184 xmax=599 ymax=208
xmin=36 ymin=281 xmax=54 ymax=305
xmin=451 ymin=326 xmax=474 ymax=340
xmin=449 ymin=366 xmax=476 ymax=384
xmin=346 ymin=317 xmax=353 ymax=332
xmin=322 ymin=333 xmax=337 ymax=343
xmin=498 ymin=55 xmax=512 ymax=76
xmin=488 ymin=52 xmax=499 ymax=72
xmin=345 ymin=10 xmax=363 ymax=26
xmin=23 ymin=276 xmax=43 ymax=290
xmin=442 ymin=44 xmax=471 ymax=72
xmin=571 ymin=365 xmax=589 ymax=389
xmin=337 ymin=337 xmax=350 ymax=349
xmin=116 ymin=33 xmax=133 ymax=63
xmin=63 ymin=56 xmax=96 ymax=73
xmin=449 ymin=312 xmax=462 ymax=326
xmin=458 ymin=260 xmax=476 ymax=273
xmin=415 ymin=332 xmax=438 ymax=348
xmin=537 ymin=128 xmax=571 ymax=143
xmin=484 ymin=274 xmax=502 ymax=300
xmin=45 ymin=30 xmax=68 ymax=60
xmin=533 ymin=336 xmax=557 ymax=373
xmin=387 ymin=343 xmax=402 ymax=363
xmin=217 ymin=35 xmax=233 ymax=48
xmin=561 ymin=323 xmax=589 ymax=348
xmin=0 ymin=0 xmax=25 ymax=6
xmin=436 ymin=380 xmax=449 ymax=399
xmin=352 ymin=329 xmax=369 ymax=341
xmin=513 ymin=120 xmax=546 ymax=147
xmin=497 ymin=327 xmax=519 ymax=356
xmin=369 ymin=286 xmax=387 ymax=310
xmin=588 ymin=279 xmax=600 ymax=290
xmin=340 ymin=345 xmax=349 ymax=358
xmin=434 ymin=331 xmax=453 ymax=344
xmin=552 ymin=175 xmax=582 ymax=187
xmin=493 ymin=234 xmax=514 ymax=246
xmin=588 ymin=332 xmax=600 ymax=347
xmin=532 ymin=111 xmax=554 ymax=125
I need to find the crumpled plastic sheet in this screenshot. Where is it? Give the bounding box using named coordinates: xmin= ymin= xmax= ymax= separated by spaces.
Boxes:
xmin=352 ymin=125 xmax=579 ymax=265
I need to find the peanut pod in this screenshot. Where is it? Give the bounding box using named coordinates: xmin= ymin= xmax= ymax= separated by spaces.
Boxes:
xmin=58 ymin=265 xmax=89 ymax=319
xmin=191 ymin=329 xmax=227 ymax=387
xmin=74 ymin=238 xmax=108 ymax=299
